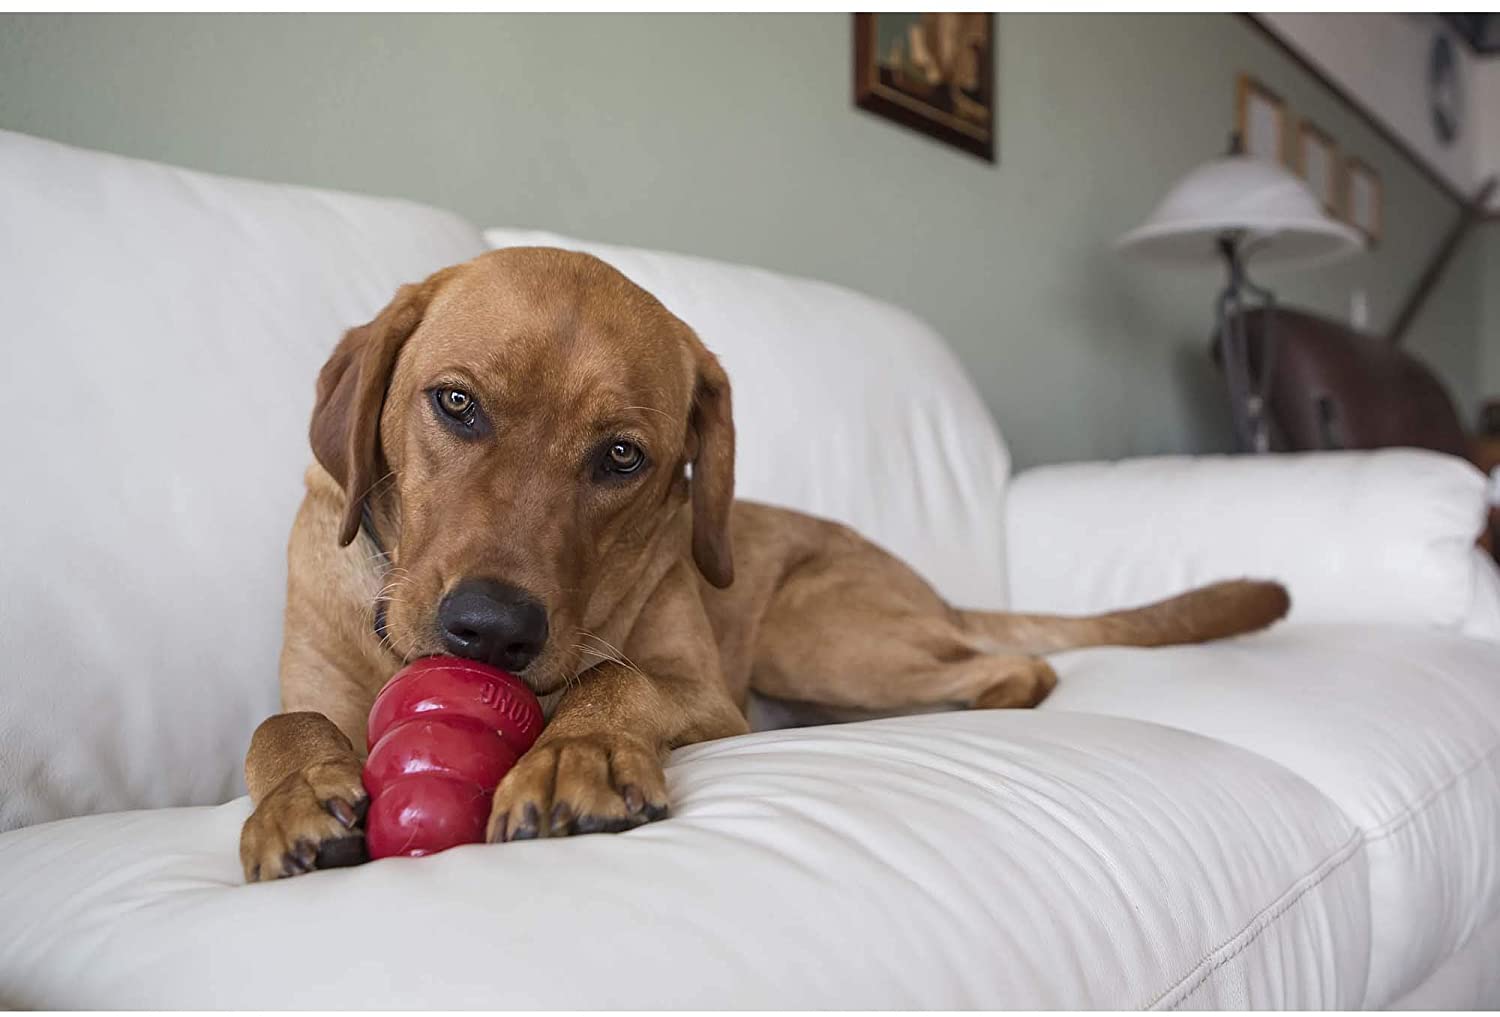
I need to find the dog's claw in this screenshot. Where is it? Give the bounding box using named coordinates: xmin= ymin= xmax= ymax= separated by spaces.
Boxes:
xmin=509 ymin=803 xmax=541 ymax=841
xmin=280 ymin=839 xmax=317 ymax=876
xmin=325 ymin=796 xmax=359 ymax=828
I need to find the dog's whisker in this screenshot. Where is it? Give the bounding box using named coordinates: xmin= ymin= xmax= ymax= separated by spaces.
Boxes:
xmin=575 ymin=630 xmax=649 ymax=681
xmin=570 ymin=642 xmax=633 ymax=679
xmin=619 ymin=404 xmax=674 ymax=421
xmin=577 ymin=630 xmax=637 ymax=667
xmin=375 ymin=573 xmax=415 ymax=595
xmin=571 ymin=643 xmax=625 ymax=668
xmin=367 ymin=470 xmax=398 ymax=496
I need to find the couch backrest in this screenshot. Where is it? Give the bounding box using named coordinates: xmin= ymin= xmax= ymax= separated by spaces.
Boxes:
xmin=482 ymin=229 xmax=1012 ymax=611
xmin=0 ymin=129 xmax=486 ymax=829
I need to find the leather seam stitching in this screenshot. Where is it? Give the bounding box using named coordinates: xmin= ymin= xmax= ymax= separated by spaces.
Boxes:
xmin=1153 ymin=740 xmax=1500 ymax=1009
xmin=1149 ymin=830 xmax=1364 ymax=1010
xmin=1361 ymin=739 xmax=1500 ymax=842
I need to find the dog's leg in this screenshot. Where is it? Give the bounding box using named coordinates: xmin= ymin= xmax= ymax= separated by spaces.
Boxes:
xmin=240 ymin=479 xmax=390 ymax=883
xmin=749 ymin=548 xmax=1057 ymax=711
xmin=240 ymin=709 xmax=370 ymax=882
xmin=746 ymin=542 xmax=1066 ymax=712
xmin=487 ymin=561 xmax=748 ymax=841
xmin=969 ymin=656 xmax=1059 ymax=708
xmin=748 ymin=526 xmax=1288 ymax=717
xmin=484 ymin=662 xmax=676 ymax=841
xmin=870 ymin=652 xmax=1059 ymax=710
xmin=755 ymin=618 xmax=1058 ymax=713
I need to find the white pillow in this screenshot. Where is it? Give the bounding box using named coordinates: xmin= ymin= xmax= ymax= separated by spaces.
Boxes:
xmin=1006 ymin=448 xmax=1500 ymax=639
xmin=0 ymin=130 xmax=486 ymax=829
xmin=483 ymin=228 xmax=1012 ymax=611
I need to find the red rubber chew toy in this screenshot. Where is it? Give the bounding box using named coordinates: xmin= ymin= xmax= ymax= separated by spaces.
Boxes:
xmin=363 ymin=656 xmax=543 ymax=859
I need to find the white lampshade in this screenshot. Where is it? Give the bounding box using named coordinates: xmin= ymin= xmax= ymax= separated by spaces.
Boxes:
xmin=1117 ymin=155 xmax=1364 ymax=269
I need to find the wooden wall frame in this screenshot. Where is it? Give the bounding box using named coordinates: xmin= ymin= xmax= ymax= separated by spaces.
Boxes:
xmin=1240 ymin=14 xmax=1469 ymax=207
xmin=1236 ymin=73 xmax=1289 ymax=165
xmin=1295 ymin=118 xmax=1340 ymax=214
xmin=1344 ymin=156 xmax=1384 ymax=246
xmin=853 ymin=13 xmax=996 ymax=163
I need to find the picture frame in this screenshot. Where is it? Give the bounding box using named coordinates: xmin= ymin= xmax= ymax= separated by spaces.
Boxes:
xmin=1343 ymin=157 xmax=1383 ymax=246
xmin=1236 ymin=73 xmax=1288 ymax=165
xmin=1294 ymin=119 xmax=1340 ymax=214
xmin=853 ymin=12 xmax=995 ymax=163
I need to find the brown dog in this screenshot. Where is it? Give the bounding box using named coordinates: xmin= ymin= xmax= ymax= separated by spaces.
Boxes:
xmin=239 ymin=247 xmax=1289 ymax=881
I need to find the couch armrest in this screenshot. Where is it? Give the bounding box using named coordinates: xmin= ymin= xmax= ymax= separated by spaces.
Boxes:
xmin=1006 ymin=448 xmax=1500 ymax=639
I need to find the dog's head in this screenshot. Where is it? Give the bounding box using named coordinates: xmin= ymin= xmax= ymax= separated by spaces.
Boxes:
xmin=309 ymin=247 xmax=733 ymax=694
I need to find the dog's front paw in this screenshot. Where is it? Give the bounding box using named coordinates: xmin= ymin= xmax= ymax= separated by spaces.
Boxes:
xmin=486 ymin=734 xmax=668 ymax=842
xmin=239 ymin=757 xmax=369 ymax=882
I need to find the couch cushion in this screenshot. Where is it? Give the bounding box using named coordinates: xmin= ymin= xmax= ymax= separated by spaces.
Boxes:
xmin=0 ymin=710 xmax=1364 ymax=1009
xmin=1387 ymin=911 xmax=1500 ymax=1009
xmin=1007 ymin=449 xmax=1500 ymax=638
xmin=0 ymin=129 xmax=486 ymax=830
xmin=1044 ymin=623 xmax=1500 ymax=1007
xmin=483 ymin=228 xmax=1012 ymax=613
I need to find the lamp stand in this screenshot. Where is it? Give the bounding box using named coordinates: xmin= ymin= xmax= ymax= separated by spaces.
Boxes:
xmin=1213 ymin=234 xmax=1277 ymax=453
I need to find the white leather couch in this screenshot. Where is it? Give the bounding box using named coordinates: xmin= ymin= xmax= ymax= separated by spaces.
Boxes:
xmin=2 ymin=128 xmax=1498 ymax=1009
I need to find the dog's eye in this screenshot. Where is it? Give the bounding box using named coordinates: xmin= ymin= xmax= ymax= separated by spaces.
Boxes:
xmin=433 ymin=387 xmax=477 ymax=424
xmin=597 ymin=440 xmax=646 ymax=479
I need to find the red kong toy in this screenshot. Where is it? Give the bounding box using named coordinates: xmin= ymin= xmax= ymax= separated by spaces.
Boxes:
xmin=363 ymin=656 xmax=544 ymax=859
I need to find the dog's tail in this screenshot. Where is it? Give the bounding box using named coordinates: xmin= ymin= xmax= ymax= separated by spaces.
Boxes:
xmin=957 ymin=579 xmax=1290 ymax=655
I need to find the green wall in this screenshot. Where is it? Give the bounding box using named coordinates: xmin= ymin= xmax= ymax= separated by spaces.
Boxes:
xmin=1483 ymin=223 xmax=1500 ymax=406
xmin=0 ymin=13 xmax=1481 ymax=467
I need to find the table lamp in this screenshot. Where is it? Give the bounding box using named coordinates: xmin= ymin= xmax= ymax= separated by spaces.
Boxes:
xmin=1117 ymin=145 xmax=1363 ymax=452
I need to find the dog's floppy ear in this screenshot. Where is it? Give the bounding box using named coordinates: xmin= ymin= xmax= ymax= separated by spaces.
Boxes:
xmin=685 ymin=336 xmax=735 ymax=588
xmin=310 ymin=271 xmax=449 ymax=547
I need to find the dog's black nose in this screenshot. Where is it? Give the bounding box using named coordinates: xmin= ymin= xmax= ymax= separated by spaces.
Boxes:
xmin=437 ymin=579 xmax=549 ymax=673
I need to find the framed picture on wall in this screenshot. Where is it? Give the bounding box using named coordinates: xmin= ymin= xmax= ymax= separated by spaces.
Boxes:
xmin=1344 ymin=157 xmax=1383 ymax=245
xmin=1236 ymin=73 xmax=1287 ymax=165
xmin=852 ymin=13 xmax=995 ymax=162
xmin=1295 ymin=119 xmax=1339 ymax=214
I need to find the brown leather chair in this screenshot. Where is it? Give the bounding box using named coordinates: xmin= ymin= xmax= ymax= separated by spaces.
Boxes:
xmin=1233 ymin=307 xmax=1471 ymax=456
xmin=1231 ymin=307 xmax=1496 ymax=557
